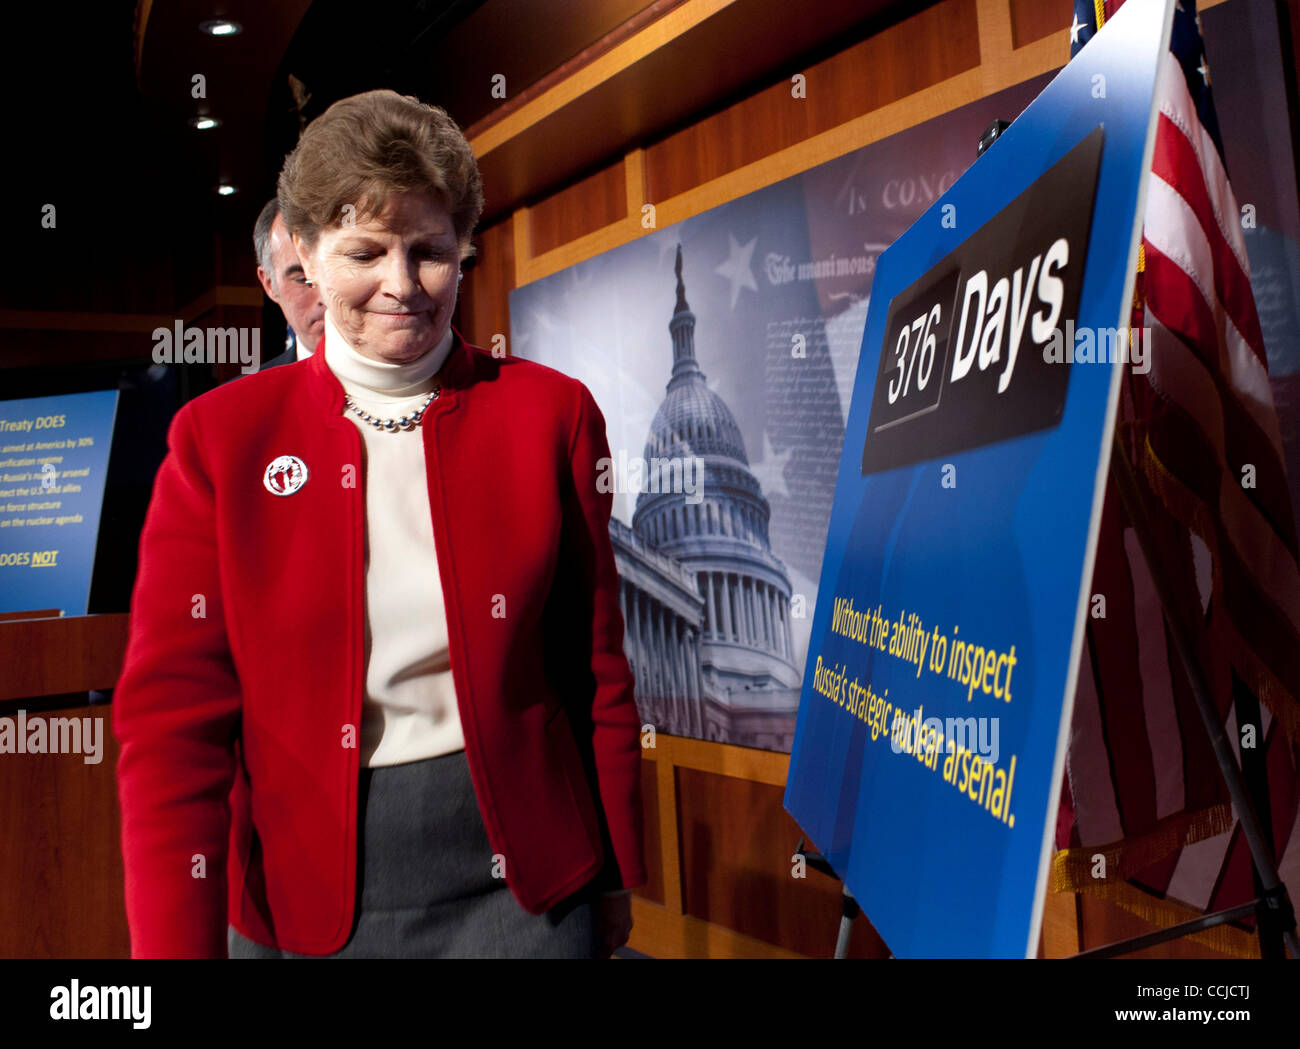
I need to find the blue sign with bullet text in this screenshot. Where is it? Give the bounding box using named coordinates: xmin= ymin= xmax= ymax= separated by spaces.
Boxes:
xmin=0 ymin=391 xmax=119 ymax=617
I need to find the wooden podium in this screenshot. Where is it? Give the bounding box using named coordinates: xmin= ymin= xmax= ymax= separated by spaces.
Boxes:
xmin=0 ymin=612 xmax=131 ymax=957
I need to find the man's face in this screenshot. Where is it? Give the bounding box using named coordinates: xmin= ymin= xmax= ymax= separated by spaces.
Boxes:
xmin=257 ymin=214 xmax=326 ymax=351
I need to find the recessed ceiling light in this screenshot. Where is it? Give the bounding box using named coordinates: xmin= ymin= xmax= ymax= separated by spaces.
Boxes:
xmin=216 ymin=183 xmax=237 ymax=196
xmin=189 ymin=116 xmax=221 ymax=130
xmin=199 ymin=20 xmax=241 ymax=36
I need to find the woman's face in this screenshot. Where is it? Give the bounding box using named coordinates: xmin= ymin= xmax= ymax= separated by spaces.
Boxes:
xmin=295 ymin=189 xmax=461 ymax=365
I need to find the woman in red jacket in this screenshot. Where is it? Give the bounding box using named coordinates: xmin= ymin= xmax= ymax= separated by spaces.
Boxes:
xmin=112 ymin=89 xmax=646 ymax=958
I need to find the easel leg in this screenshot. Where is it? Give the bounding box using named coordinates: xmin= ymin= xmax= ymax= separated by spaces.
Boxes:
xmin=834 ymin=885 xmax=860 ymax=959
xmin=1234 ymin=682 xmax=1286 ymax=959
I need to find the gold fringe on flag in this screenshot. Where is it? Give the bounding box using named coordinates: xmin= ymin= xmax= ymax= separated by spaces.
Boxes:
xmin=1066 ymin=877 xmax=1262 ymax=958
xmin=1051 ymin=802 xmax=1234 ymax=893
xmin=1050 ymin=802 xmax=1261 ymax=956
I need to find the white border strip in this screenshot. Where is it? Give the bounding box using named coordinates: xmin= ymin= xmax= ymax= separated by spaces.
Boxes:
xmin=1025 ymin=0 xmax=1179 ymax=959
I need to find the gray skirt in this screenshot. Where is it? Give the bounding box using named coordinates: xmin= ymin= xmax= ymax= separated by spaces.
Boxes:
xmin=227 ymin=748 xmax=599 ymax=958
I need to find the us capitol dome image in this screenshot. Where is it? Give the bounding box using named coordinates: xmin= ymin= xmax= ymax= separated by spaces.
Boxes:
xmin=610 ymin=245 xmax=802 ymax=750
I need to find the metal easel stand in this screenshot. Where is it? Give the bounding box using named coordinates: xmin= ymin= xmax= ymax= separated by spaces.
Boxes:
xmin=1072 ymin=438 xmax=1299 ymax=960
xmin=792 ymin=839 xmax=885 ymax=959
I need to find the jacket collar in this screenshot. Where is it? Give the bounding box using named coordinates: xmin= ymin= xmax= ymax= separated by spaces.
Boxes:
xmin=304 ymin=324 xmax=476 ymax=415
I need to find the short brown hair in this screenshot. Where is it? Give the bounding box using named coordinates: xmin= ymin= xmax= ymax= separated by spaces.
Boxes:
xmin=277 ymin=89 xmax=484 ymax=260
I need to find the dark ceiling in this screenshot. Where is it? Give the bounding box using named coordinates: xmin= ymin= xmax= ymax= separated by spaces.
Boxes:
xmin=4 ymin=1 xmax=162 ymax=317
xmin=2 ymin=0 xmax=938 ymax=330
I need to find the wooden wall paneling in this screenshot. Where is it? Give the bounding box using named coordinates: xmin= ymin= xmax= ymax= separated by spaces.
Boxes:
xmin=457 ymin=216 xmax=516 ymax=352
xmin=638 ymin=757 xmax=666 ymax=904
xmin=468 ymin=0 xmax=738 ymax=219
xmin=449 ymin=0 xmax=687 ymax=149
xmin=975 ymin=14 xmax=1066 ymax=95
xmin=0 ymin=616 xmax=129 ymax=702
xmin=675 ymin=766 xmax=893 ymax=957
xmin=655 ymin=737 xmax=684 ymax=913
xmin=511 ymin=207 xmax=533 ymax=291
xmin=624 ymin=146 xmax=647 ymax=225
xmin=976 ymin=0 xmax=1015 ymax=61
xmin=1010 ymin=0 xmax=1073 ymax=49
xmin=528 ymin=157 xmax=629 ymax=258
xmin=469 ymin=0 xmax=734 ymax=158
xmin=467 ymin=1 xmax=959 ymax=226
xmin=621 ymin=735 xmax=890 ymax=956
xmin=642 ymin=0 xmax=981 ymax=205
xmin=0 ymin=705 xmax=128 ymax=958
xmin=519 ymin=3 xmax=1078 ymax=287
xmin=628 ymin=897 xmax=806 ymax=957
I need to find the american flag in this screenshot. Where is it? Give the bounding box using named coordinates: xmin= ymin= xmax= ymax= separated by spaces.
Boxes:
xmin=1054 ymin=0 xmax=1300 ymax=955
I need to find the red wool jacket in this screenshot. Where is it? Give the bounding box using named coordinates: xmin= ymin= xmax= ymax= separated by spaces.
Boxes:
xmin=112 ymin=328 xmax=646 ymax=957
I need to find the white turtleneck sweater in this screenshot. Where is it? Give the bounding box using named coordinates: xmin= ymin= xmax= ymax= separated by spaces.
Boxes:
xmin=323 ymin=314 xmax=463 ymax=768
xmin=321 ymin=315 xmax=631 ymax=898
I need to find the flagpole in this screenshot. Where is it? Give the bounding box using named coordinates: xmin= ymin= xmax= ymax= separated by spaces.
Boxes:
xmin=1107 ymin=433 xmax=1300 ymax=960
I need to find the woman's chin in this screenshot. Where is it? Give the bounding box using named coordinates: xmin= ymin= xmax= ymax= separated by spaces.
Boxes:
xmin=372 ymin=335 xmax=436 ymax=364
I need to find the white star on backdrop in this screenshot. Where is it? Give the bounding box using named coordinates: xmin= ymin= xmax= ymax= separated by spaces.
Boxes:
xmin=748 ymin=432 xmax=793 ymax=500
xmin=1070 ymin=12 xmax=1084 ymax=44
xmin=714 ymin=233 xmax=759 ymax=310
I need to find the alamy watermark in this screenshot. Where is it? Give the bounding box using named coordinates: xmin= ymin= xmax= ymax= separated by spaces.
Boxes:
xmin=151 ymin=321 xmax=261 ymax=374
xmin=596 ymin=449 xmax=705 ymax=504
xmin=1042 ymin=320 xmax=1150 ymax=374
xmin=0 ymin=710 xmax=103 ymax=764
xmin=50 ymin=981 xmax=150 ymax=1029
xmin=890 ymin=709 xmax=1000 ymax=765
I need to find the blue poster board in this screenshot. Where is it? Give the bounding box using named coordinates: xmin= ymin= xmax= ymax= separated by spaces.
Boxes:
xmin=0 ymin=390 xmax=119 ymax=616
xmin=783 ymin=0 xmax=1176 ymax=957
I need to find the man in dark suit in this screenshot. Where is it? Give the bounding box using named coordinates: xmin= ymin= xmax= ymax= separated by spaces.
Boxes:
xmin=253 ymin=197 xmax=325 ymax=370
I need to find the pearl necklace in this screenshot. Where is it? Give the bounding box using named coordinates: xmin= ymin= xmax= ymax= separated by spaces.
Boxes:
xmin=343 ymin=386 xmax=441 ymax=432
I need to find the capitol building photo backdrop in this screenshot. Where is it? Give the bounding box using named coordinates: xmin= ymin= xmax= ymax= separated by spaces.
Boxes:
xmin=609 ymin=246 xmax=801 ymax=748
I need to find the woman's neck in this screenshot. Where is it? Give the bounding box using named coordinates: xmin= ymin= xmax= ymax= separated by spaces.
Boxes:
xmin=323 ymin=312 xmax=453 ymax=398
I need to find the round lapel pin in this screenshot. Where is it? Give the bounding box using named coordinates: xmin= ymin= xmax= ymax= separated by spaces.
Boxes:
xmin=263 ymin=454 xmax=309 ymax=496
